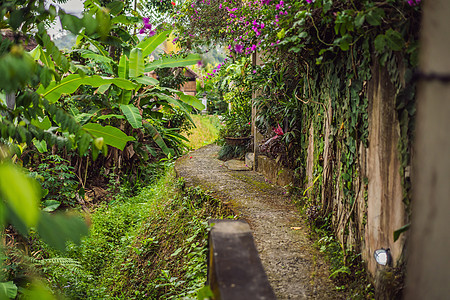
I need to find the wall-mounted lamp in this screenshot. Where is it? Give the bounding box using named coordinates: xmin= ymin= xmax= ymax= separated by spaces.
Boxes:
xmin=374 ymin=248 xmax=392 ymax=266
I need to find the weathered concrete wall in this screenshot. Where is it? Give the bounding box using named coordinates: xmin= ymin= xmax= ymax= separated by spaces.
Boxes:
xmin=305 ymin=61 xmax=409 ymax=286
xmin=365 ymin=62 xmax=407 ymax=278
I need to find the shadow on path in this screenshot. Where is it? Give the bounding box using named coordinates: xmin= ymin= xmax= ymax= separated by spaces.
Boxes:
xmin=175 ymin=144 xmax=346 ymax=299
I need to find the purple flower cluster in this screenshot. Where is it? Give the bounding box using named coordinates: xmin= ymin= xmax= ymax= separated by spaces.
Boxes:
xmin=140 ymin=17 xmax=156 ymax=36
xmin=204 ymin=59 xmax=228 ymax=80
xmin=407 ymin=0 xmax=420 ymax=6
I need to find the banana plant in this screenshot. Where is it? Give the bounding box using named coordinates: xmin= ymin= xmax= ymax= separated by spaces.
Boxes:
xmin=32 ymin=27 xmax=204 ymax=157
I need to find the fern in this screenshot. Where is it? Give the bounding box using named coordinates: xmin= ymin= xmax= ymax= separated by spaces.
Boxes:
xmin=29 ymin=256 xmax=87 ymax=277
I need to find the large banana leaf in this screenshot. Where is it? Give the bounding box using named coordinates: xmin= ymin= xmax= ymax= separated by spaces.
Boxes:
xmin=129 ymin=48 xmax=144 ymax=78
xmin=77 ymin=33 xmax=109 ymax=57
xmin=149 ymin=93 xmax=195 ymax=125
xmin=144 ymin=54 xmax=201 ymax=72
xmin=76 ymin=49 xmax=114 ymax=63
xmin=176 ymin=92 xmax=205 ymax=110
xmin=136 ymin=29 xmax=172 ymax=57
xmin=118 ymin=55 xmax=128 ymax=79
xmin=120 ymin=104 xmax=142 ymax=128
xmin=134 ymin=76 xmax=159 ymax=86
xmin=118 ymin=89 xmax=132 ymax=104
xmin=83 ymin=123 xmax=135 ymax=151
xmin=37 ymin=74 xmax=137 ymax=103
xmin=143 ymin=122 xmax=174 ymax=156
xmin=29 ymin=45 xmax=55 ymax=71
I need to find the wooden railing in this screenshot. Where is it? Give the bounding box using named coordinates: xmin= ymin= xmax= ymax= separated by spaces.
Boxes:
xmin=207 ymin=219 xmax=276 ymax=300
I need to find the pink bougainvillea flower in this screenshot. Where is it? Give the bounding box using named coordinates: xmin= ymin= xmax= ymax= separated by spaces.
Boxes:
xmin=235 ymin=44 xmax=244 ymax=53
xmin=148 ymin=30 xmax=156 ymax=37
xmin=251 ymin=44 xmax=257 ymax=51
xmin=143 ymin=17 xmax=150 ymax=23
xmin=197 ymin=60 xmax=203 ymax=67
xmin=139 ymin=28 xmax=146 ymax=34
xmin=144 ymin=23 xmax=152 ymax=29
xmin=305 ymin=0 xmax=312 ymax=3
xmin=219 ymin=3 xmax=223 ymax=8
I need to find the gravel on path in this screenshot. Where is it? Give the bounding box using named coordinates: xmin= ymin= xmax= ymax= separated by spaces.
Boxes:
xmin=175 ymin=144 xmax=346 ymax=299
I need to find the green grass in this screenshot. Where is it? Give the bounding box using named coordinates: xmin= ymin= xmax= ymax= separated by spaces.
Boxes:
xmin=39 ymin=164 xmax=232 ymax=299
xmin=183 ymin=114 xmax=222 ymax=149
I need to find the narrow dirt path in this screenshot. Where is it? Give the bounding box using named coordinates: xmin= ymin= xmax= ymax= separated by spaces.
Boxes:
xmin=175 ymin=144 xmax=346 ymax=299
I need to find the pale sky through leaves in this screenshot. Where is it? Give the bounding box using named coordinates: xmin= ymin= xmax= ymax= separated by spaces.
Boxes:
xmin=48 ymin=0 xmax=84 ymax=37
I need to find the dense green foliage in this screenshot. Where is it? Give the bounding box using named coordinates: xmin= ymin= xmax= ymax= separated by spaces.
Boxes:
xmin=30 ymin=166 xmax=231 ymax=299
xmin=0 ymin=0 xmax=205 ymax=297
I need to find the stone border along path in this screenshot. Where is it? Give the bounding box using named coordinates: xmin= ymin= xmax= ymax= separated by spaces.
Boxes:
xmin=175 ymin=144 xmax=347 ymax=299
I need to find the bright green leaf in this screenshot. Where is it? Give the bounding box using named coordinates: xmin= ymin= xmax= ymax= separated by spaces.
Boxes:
xmin=120 ymin=104 xmax=142 ymax=128
xmin=118 ymin=90 xmax=132 ymax=104
xmin=33 ymin=139 xmax=48 ymax=153
xmin=42 ymin=200 xmax=61 ymax=212
xmin=0 ymin=281 xmax=18 ymax=299
xmin=176 ymin=92 xmax=205 ymax=110
xmin=118 ymin=55 xmax=129 ymax=79
xmin=97 ymin=84 xmax=111 ymax=94
xmin=134 ymin=76 xmax=159 ymax=86
xmin=83 ymin=123 xmax=135 ymax=150
xmin=96 ymin=114 xmax=125 ymax=120
xmin=37 ymin=74 xmax=137 ymax=103
xmin=129 ymin=48 xmax=144 ymax=78
xmin=31 ymin=116 xmax=52 ymax=130
xmin=144 ymin=54 xmax=201 ymax=72
xmin=136 ymin=30 xmax=172 ymax=57
xmin=0 ymin=163 xmax=40 ymax=228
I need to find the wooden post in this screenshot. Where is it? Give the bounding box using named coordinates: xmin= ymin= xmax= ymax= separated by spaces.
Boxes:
xmin=207 ymin=219 xmax=276 ymax=300
xmin=405 ymin=0 xmax=450 ymax=298
xmin=252 ymin=52 xmax=264 ymax=171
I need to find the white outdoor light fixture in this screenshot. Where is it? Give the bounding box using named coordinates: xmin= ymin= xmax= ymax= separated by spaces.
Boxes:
xmin=374 ymin=248 xmax=392 ymax=266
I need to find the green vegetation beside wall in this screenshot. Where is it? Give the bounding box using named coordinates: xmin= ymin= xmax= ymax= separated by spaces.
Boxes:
xmin=28 ymin=166 xmax=232 ymax=299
